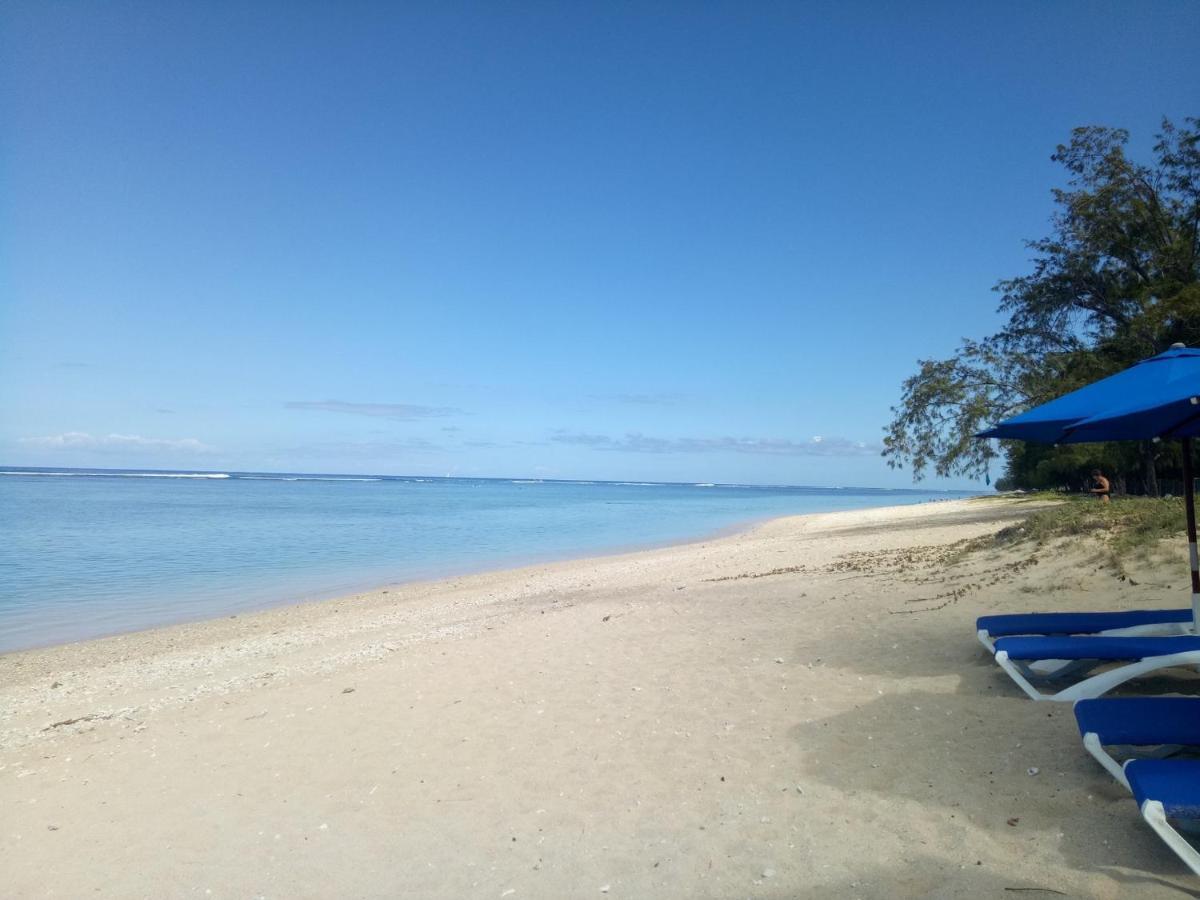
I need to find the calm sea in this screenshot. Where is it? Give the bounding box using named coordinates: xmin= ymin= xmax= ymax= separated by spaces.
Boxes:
xmin=0 ymin=467 xmax=975 ymax=652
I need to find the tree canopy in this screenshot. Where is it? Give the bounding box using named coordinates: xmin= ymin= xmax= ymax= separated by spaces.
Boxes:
xmin=884 ymin=118 xmax=1200 ymax=492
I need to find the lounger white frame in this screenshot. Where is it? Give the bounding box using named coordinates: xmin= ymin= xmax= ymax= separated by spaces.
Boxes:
xmin=1136 ymin=794 xmax=1200 ymax=876
xmin=1082 ymin=728 xmax=1133 ymax=789
xmin=1078 ymin=721 xmax=1187 ymax=792
xmin=992 ymin=649 xmax=1200 ymax=702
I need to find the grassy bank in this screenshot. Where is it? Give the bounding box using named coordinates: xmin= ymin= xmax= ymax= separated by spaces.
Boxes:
xmin=983 ymin=495 xmax=1188 ymax=573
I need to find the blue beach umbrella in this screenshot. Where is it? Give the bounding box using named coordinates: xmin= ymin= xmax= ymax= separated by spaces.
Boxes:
xmin=977 ymin=343 xmax=1200 ymax=626
xmin=1063 ymin=394 xmax=1200 ymax=443
xmin=976 ymin=345 xmax=1200 ymax=443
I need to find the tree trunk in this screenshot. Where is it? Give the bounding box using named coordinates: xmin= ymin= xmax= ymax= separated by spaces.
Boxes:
xmin=1142 ymin=440 xmax=1160 ymax=497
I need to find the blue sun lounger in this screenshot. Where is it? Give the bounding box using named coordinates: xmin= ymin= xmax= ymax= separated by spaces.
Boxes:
xmin=977 ymin=609 xmax=1192 ymax=651
xmin=1125 ymin=758 xmax=1200 ymax=876
xmin=1073 ymin=697 xmax=1200 ymax=788
xmin=992 ymin=634 xmax=1200 ymax=701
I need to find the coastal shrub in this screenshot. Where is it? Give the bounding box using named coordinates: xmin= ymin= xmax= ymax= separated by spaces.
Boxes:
xmin=989 ymin=496 xmax=1187 ymax=573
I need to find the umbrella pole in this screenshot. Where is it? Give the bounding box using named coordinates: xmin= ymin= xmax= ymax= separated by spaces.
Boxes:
xmin=1185 ymin=437 xmax=1200 ymax=630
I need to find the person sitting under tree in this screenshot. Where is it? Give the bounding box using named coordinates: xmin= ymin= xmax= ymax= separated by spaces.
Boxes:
xmin=1090 ymin=468 xmax=1111 ymax=503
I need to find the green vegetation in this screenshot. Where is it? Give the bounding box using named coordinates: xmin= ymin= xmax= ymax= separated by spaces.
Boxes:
xmin=884 ymin=118 xmax=1200 ymax=494
xmin=984 ymin=496 xmax=1187 ymax=572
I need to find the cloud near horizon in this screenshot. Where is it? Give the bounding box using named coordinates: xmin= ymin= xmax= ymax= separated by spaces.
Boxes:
xmin=21 ymin=432 xmax=213 ymax=453
xmin=551 ymin=431 xmax=879 ymax=457
xmin=285 ymin=400 xmax=463 ymax=420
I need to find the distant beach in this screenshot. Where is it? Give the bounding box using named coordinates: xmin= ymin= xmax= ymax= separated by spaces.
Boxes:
xmin=0 ymin=467 xmax=971 ymax=652
xmin=3 ymin=498 xmax=1194 ymax=898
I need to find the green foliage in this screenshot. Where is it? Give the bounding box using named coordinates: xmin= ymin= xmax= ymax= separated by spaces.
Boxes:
xmin=1002 ymin=441 xmax=1133 ymax=492
xmin=884 ymin=118 xmax=1200 ymax=488
xmin=987 ymin=495 xmax=1186 ymax=571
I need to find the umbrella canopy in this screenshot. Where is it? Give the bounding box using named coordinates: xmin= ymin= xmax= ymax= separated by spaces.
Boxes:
xmin=977 ymin=343 xmax=1200 ymax=629
xmin=977 ymin=345 xmax=1200 ymax=444
xmin=1064 ymin=394 xmax=1200 ymax=444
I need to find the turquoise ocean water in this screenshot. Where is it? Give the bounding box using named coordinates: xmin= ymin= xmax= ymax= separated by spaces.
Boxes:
xmin=0 ymin=467 xmax=975 ymax=652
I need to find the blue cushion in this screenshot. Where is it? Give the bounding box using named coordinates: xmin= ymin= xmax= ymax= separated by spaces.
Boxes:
xmin=995 ymin=635 xmax=1200 ymax=661
xmin=1074 ymin=697 xmax=1200 ymax=746
xmin=978 ymin=609 xmax=1192 ymax=638
xmin=1126 ymin=759 xmax=1200 ymax=819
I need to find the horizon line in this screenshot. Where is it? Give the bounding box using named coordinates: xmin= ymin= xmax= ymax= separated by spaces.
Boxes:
xmin=0 ymin=464 xmax=981 ymax=494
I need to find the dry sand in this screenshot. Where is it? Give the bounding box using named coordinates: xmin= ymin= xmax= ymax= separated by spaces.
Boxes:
xmin=2 ymin=497 xmax=1198 ymax=898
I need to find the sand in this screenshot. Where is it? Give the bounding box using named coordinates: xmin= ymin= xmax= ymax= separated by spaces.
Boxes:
xmin=2 ymin=497 xmax=1197 ymax=898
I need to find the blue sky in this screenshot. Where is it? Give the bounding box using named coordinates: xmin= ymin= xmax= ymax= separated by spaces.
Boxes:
xmin=1 ymin=2 xmax=1196 ymax=487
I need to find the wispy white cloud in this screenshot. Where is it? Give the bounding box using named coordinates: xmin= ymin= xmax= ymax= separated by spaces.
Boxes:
xmin=286 ymin=400 xmax=463 ymax=420
xmin=21 ymin=432 xmax=213 ymax=453
xmin=551 ymin=431 xmax=879 ymax=457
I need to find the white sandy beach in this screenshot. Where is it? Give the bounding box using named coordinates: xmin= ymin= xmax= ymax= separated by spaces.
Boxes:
xmin=2 ymin=498 xmax=1197 ymax=898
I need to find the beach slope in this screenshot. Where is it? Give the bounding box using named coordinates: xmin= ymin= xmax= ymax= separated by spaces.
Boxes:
xmin=1 ymin=498 xmax=1194 ymax=898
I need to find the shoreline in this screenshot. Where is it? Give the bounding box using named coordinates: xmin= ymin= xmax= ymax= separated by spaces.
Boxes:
xmin=2 ymin=497 xmax=1016 ymax=747
xmin=5 ymin=496 xmax=1193 ymax=898
xmin=0 ymin=495 xmax=977 ymax=656
xmin=0 ymin=498 xmax=1011 ymax=740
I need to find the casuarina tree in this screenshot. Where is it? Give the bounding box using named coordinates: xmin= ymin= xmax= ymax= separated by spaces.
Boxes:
xmin=884 ymin=118 xmax=1200 ymax=492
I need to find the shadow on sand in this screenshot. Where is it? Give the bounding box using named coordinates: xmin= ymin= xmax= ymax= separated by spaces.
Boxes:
xmin=786 ymin=683 xmax=1200 ymax=897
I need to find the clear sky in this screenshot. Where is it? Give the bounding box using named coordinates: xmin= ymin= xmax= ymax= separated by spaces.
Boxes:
xmin=1 ymin=2 xmax=1196 ymax=487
